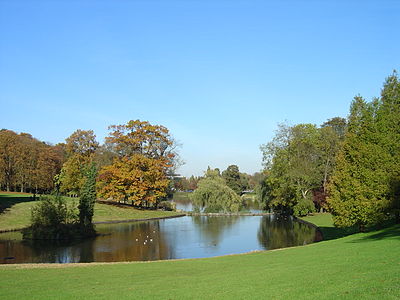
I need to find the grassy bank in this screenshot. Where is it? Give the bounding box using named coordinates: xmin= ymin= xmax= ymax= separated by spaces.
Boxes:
xmin=0 ymin=213 xmax=399 ymax=299
xmin=0 ymin=193 xmax=180 ymax=231
xmin=301 ymin=213 xmax=357 ymax=240
xmin=172 ymin=191 xmax=191 ymax=201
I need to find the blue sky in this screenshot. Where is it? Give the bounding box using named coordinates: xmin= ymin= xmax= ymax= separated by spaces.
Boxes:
xmin=1 ymin=0 xmax=399 ymax=176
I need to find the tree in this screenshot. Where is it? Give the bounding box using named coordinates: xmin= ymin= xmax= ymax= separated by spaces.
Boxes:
xmin=105 ymin=120 xmax=180 ymax=169
xmin=79 ymin=163 xmax=97 ymax=227
xmin=204 ymin=166 xmax=221 ymax=179
xmin=97 ymin=120 xmax=177 ymax=207
xmin=190 ymin=175 xmax=242 ymax=213
xmin=65 ymin=129 xmax=98 ymax=156
xmin=97 ymin=154 xmax=170 ymax=206
xmin=0 ymin=130 xmax=19 ymax=191
xmin=35 ymin=144 xmax=64 ymax=192
xmin=319 ymin=118 xmax=347 ymax=193
xmin=60 ymin=130 xmax=98 ymax=195
xmin=321 ymin=117 xmax=347 ymax=140
xmin=327 ymin=96 xmax=391 ymax=230
xmin=376 ymin=72 xmax=400 ymax=222
xmin=0 ymin=130 xmax=63 ymax=193
xmin=222 ymin=165 xmax=243 ymax=195
xmin=260 ymin=123 xmax=320 ymax=215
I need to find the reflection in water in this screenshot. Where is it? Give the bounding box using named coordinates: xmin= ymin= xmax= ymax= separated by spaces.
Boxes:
xmin=0 ymin=216 xmax=317 ymax=264
xmin=191 ymin=216 xmax=239 ymax=243
xmin=241 ymin=198 xmax=265 ymax=213
xmin=173 ymin=197 xmax=266 ymax=213
xmin=257 ymin=215 xmax=316 ymax=250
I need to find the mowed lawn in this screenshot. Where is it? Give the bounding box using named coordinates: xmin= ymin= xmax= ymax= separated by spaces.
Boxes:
xmin=0 ymin=211 xmax=399 ymax=299
xmin=0 ymin=193 xmax=180 ymax=231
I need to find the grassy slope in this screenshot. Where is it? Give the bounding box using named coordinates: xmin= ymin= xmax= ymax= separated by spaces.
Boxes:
xmin=301 ymin=213 xmax=360 ymax=240
xmin=0 ymin=193 xmax=179 ymax=231
xmin=0 ymin=215 xmax=399 ymax=299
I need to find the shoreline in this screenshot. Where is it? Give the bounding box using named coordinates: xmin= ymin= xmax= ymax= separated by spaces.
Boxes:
xmin=0 ymin=213 xmax=186 ymax=234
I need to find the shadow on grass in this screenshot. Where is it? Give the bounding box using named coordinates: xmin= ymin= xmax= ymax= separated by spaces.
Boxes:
xmin=0 ymin=194 xmax=35 ymax=213
xmin=318 ymin=226 xmax=357 ymax=241
xmin=350 ymin=224 xmax=400 ymax=243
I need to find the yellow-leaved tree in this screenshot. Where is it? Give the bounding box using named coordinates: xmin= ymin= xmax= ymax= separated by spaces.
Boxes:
xmin=97 ymin=120 xmax=179 ymax=207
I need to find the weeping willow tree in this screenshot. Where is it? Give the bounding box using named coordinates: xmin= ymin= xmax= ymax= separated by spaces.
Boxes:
xmin=190 ymin=169 xmax=242 ymax=213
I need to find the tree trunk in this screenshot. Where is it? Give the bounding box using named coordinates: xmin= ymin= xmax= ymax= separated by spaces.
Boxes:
xmin=301 ymin=189 xmax=309 ymax=200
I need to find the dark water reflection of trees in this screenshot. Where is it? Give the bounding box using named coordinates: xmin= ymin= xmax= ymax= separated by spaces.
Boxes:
xmin=191 ymin=216 xmax=239 ymax=242
xmin=257 ymin=215 xmax=316 ymax=250
xmin=1 ymin=221 xmax=174 ymax=263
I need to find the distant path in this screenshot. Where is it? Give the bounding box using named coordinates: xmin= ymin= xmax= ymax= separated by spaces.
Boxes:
xmin=93 ymin=214 xmax=186 ymax=225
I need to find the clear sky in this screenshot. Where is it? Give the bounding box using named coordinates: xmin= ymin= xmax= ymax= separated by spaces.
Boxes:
xmin=1 ymin=0 xmax=399 ymax=177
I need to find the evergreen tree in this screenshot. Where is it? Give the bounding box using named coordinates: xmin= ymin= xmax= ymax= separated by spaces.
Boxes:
xmin=328 ymin=97 xmax=391 ymax=230
xmin=79 ymin=163 xmax=97 ymax=227
xmin=376 ymin=72 xmax=400 ymax=222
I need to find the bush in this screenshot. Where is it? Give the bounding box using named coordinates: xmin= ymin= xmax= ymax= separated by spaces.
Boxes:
xmin=22 ymin=195 xmax=96 ymax=240
xmin=293 ymin=196 xmax=315 ymax=217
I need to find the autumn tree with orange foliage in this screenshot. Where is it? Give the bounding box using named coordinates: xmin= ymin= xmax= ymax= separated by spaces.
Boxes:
xmin=97 ymin=155 xmax=170 ymax=206
xmin=97 ymin=120 xmax=179 ymax=207
xmin=0 ymin=129 xmax=64 ymax=193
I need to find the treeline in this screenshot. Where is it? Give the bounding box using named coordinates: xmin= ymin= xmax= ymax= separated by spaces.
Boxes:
xmin=260 ymin=72 xmax=400 ymax=229
xmin=0 ymin=120 xmax=180 ymax=208
xmin=174 ymin=166 xmax=263 ymax=193
xmin=0 ymin=130 xmax=65 ymax=193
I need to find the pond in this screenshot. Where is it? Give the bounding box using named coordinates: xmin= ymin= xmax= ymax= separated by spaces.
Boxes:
xmin=0 ymin=215 xmax=319 ymax=264
xmin=172 ymin=193 xmax=266 ymax=213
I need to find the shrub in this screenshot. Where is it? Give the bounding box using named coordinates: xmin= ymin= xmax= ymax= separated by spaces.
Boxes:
xmin=22 ymin=195 xmax=95 ymax=240
xmin=293 ymin=196 xmax=315 ymax=217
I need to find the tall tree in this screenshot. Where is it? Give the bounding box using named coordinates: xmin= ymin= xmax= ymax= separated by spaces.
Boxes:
xmin=97 ymin=154 xmax=170 ymax=206
xmin=105 ymin=120 xmax=180 ymax=167
xmin=327 ymin=96 xmax=391 ymax=229
xmin=376 ymin=72 xmax=400 ymax=222
xmin=260 ymin=123 xmax=320 ymax=215
xmin=60 ymin=130 xmax=98 ymax=195
xmin=79 ymin=163 xmax=97 ymax=227
xmin=98 ymin=120 xmax=177 ymax=207
xmin=0 ymin=130 xmax=19 ymax=191
xmin=0 ymin=130 xmax=64 ymax=193
xmin=318 ymin=120 xmax=346 ymax=193
xmin=222 ymin=165 xmax=243 ymax=195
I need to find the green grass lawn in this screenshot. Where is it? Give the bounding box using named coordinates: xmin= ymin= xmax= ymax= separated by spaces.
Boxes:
xmin=0 ymin=193 xmax=180 ymax=231
xmin=0 ymin=218 xmax=399 ymax=299
xmin=172 ymin=191 xmax=191 ymax=201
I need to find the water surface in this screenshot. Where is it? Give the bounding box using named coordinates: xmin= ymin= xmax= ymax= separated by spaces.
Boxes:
xmin=0 ymin=215 xmax=318 ymax=264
